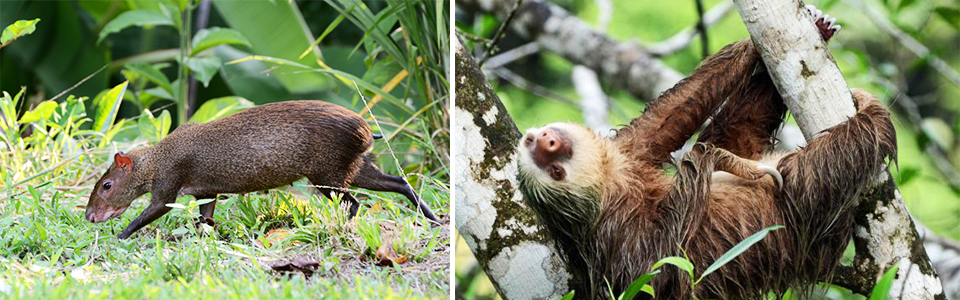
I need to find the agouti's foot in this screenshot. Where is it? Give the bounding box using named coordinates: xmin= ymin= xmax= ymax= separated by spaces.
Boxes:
xmin=195 ymin=216 xmax=216 ymax=228
xmin=804 ymin=4 xmax=841 ymax=41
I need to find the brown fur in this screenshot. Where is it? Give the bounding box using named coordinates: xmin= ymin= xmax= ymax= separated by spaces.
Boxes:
xmin=518 ymin=32 xmax=896 ymax=300
xmin=86 ymin=101 xmax=439 ymax=239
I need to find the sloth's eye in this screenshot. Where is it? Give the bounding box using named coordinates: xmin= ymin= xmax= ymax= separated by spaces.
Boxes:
xmin=549 ymin=165 xmax=565 ymax=181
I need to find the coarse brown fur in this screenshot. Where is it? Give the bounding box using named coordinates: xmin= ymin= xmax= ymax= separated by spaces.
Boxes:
xmin=517 ymin=15 xmax=896 ymax=300
xmin=86 ymin=101 xmax=439 ymax=239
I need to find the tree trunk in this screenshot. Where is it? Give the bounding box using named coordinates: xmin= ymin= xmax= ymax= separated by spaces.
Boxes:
xmin=454 ymin=36 xmax=572 ymax=300
xmin=732 ymin=0 xmax=945 ymax=299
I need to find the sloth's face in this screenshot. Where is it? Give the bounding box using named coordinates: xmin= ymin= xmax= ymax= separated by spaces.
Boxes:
xmin=517 ymin=123 xmax=606 ymax=193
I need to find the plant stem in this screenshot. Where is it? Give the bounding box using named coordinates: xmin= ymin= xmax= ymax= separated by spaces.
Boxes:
xmin=177 ymin=2 xmax=194 ymax=126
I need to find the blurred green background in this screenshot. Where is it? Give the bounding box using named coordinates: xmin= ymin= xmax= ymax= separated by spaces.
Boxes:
xmin=455 ymin=0 xmax=959 ymax=299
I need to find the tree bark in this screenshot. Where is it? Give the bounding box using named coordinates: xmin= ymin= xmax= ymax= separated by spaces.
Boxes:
xmin=732 ymin=0 xmax=945 ymax=299
xmin=454 ymin=36 xmax=572 ymax=300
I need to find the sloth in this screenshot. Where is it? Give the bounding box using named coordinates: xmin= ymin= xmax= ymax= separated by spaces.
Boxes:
xmin=516 ymin=6 xmax=897 ymax=300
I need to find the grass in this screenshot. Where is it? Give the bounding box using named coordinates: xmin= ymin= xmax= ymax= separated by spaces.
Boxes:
xmin=0 ymin=157 xmax=449 ymax=299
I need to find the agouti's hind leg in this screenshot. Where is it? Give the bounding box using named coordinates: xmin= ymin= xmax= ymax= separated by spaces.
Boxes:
xmin=196 ymin=195 xmax=220 ymax=227
xmin=315 ymin=186 xmax=361 ymax=219
xmin=352 ymin=155 xmax=440 ymax=224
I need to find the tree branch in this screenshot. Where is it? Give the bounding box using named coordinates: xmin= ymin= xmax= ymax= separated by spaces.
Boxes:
xmin=459 ymin=0 xmax=683 ymax=100
xmin=732 ymin=0 xmax=945 ymax=298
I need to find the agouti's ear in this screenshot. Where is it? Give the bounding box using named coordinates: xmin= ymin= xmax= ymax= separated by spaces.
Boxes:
xmin=114 ymin=152 xmax=133 ymax=173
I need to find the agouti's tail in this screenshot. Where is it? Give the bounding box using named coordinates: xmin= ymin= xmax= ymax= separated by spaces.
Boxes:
xmin=372 ymin=134 xmax=383 ymax=139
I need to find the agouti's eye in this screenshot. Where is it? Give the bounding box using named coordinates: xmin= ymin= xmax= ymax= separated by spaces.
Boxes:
xmin=103 ymin=182 xmax=112 ymax=190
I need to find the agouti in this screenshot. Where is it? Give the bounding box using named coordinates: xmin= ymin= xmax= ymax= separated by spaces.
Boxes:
xmin=85 ymin=101 xmax=440 ymax=239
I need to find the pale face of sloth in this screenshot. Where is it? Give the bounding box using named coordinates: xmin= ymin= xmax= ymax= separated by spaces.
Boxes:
xmin=517 ymin=123 xmax=610 ymax=199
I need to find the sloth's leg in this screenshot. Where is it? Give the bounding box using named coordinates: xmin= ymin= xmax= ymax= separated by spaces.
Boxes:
xmin=696 ymin=143 xmax=783 ymax=188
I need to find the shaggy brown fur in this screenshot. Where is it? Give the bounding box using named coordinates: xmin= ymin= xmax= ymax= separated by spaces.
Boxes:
xmin=517 ymin=13 xmax=896 ymax=300
xmin=86 ymin=101 xmax=439 ymax=239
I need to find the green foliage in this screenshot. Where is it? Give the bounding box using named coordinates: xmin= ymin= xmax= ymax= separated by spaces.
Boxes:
xmin=701 ymin=225 xmax=783 ymax=279
xmin=190 ymin=27 xmax=251 ymax=56
xmin=188 ymin=96 xmax=254 ymax=123
xmin=93 ymin=81 xmax=128 ymax=134
xmin=869 ymin=262 xmax=900 ymax=300
xmin=0 ymin=18 xmax=39 ymax=46
xmin=98 ymin=10 xmax=174 ymax=43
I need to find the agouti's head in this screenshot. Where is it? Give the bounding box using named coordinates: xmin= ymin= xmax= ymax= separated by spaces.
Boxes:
xmin=85 ymin=152 xmax=139 ymax=223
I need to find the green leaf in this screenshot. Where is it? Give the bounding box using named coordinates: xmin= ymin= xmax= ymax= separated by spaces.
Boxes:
xmin=619 ymin=270 xmax=659 ymax=300
xmin=94 ymin=81 xmax=129 ymax=134
xmin=700 ymin=225 xmax=784 ymax=280
xmin=188 ymin=96 xmax=254 ymax=123
xmin=184 ymin=56 xmax=223 ymax=88
xmin=211 ymin=0 xmax=330 ymax=93
xmin=137 ymin=109 xmax=171 ymax=143
xmin=191 ymin=27 xmax=252 ymax=56
xmin=361 ymin=56 xmax=403 ymax=85
xmin=153 ymin=110 xmax=172 ymax=141
xmin=640 ymin=285 xmax=655 ymax=298
xmin=1 ymin=18 xmax=40 ymax=45
xmin=869 ymin=262 xmax=900 ymax=300
xmin=98 ymin=10 xmax=174 ymax=44
xmin=171 ymin=227 xmax=189 ymax=235
xmin=938 ymin=7 xmax=960 ymax=30
xmin=18 ymin=101 xmax=58 ymax=124
xmin=651 ymin=256 xmax=694 ymax=278
xmin=125 ymin=63 xmax=173 ymax=94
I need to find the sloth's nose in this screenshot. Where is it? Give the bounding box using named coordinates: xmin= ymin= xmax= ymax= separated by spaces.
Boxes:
xmin=537 ymin=130 xmax=564 ymax=154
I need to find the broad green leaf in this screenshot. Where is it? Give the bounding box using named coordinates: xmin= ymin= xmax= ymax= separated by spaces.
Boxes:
xmin=700 ymin=225 xmax=784 ymax=280
xmin=98 ymin=10 xmax=174 ymax=43
xmin=619 ymin=270 xmax=659 ymax=300
xmin=361 ymin=56 xmax=403 ymax=85
xmin=559 ymin=291 xmax=575 ymax=300
xmin=137 ymin=109 xmax=171 ymax=143
xmin=98 ymin=119 xmax=127 ymax=148
xmin=188 ymin=96 xmax=253 ymax=124
xmin=1 ymin=18 xmax=40 ymax=45
xmin=184 ymin=56 xmax=223 ymax=87
xmin=191 ymin=27 xmax=251 ymax=56
xmin=640 ymin=285 xmax=655 ymax=298
xmin=125 ymin=63 xmax=173 ymax=94
xmin=153 ymin=110 xmax=172 ymax=141
xmin=18 ymin=101 xmax=58 ymax=123
xmin=3 ymin=2 xmax=108 ymax=98
xmin=172 ymin=0 xmax=189 ymax=13
xmin=143 ymin=86 xmax=174 ymax=102
xmin=212 ymin=0 xmax=330 ymax=93
xmin=651 ymin=256 xmax=694 ymax=279
xmin=869 ymin=262 xmax=900 ymax=300
xmin=94 ymin=81 xmax=128 ymax=134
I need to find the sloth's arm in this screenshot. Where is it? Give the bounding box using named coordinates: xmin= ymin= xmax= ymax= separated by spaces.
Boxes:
xmin=617 ymin=41 xmax=760 ymax=166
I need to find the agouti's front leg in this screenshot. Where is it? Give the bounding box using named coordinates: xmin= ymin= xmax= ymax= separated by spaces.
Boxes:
xmin=118 ymin=191 xmax=177 ymax=239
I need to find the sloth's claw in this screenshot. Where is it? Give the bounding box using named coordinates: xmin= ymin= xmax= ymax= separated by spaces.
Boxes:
xmin=758 ymin=165 xmax=783 ymax=189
